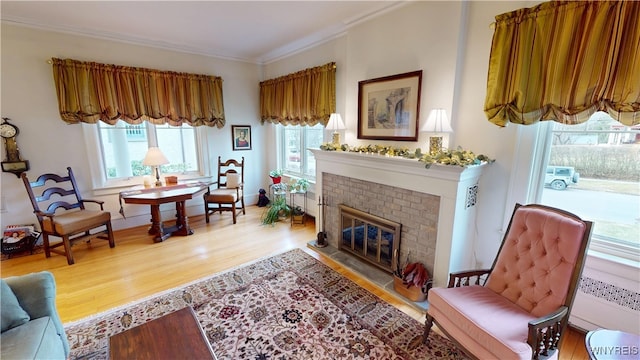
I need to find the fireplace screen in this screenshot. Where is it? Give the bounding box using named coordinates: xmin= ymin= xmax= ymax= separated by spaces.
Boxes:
xmin=338 ymin=204 xmax=401 ymax=273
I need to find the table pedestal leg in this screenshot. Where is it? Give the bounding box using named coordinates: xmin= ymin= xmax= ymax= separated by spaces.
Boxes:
xmin=172 ymin=201 xmax=194 ymax=236
xmin=147 ymin=202 xmax=193 ymax=242
xmin=148 ymin=204 xmax=171 ymax=243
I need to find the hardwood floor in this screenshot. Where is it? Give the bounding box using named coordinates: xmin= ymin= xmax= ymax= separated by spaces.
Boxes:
xmin=1 ymin=205 xmax=588 ymax=359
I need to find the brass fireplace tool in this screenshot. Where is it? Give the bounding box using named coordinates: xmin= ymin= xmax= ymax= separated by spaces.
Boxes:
xmin=312 ymin=195 xmax=328 ymax=248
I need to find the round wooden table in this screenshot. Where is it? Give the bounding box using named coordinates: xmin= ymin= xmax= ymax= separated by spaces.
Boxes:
xmin=585 ymin=329 xmax=640 ymax=360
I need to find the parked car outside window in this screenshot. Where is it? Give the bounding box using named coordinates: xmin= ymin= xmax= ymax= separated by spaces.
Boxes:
xmin=545 ymin=166 xmax=579 ymax=190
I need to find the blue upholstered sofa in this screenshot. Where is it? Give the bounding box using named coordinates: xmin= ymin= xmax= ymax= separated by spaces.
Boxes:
xmin=1 ymin=271 xmax=69 ymax=359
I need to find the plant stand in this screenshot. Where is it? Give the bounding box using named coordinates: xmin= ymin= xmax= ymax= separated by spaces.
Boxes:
xmin=289 ymin=190 xmax=307 ymax=226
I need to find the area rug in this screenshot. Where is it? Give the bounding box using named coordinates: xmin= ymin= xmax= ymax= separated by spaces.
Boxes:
xmin=64 ymin=248 xmax=468 ymax=359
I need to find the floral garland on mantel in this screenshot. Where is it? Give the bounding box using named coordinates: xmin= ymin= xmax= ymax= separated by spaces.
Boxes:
xmin=319 ymin=143 xmax=494 ymax=168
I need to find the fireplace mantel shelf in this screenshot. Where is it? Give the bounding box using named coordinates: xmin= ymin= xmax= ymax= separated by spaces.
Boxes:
xmin=310 ymin=149 xmax=487 ymax=183
xmin=310 ymin=149 xmax=487 ymax=199
xmin=311 ymin=148 xmax=489 ymax=288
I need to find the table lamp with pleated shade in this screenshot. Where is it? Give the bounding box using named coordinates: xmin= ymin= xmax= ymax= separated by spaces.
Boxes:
xmin=142 ymin=147 xmax=169 ymax=186
xmin=421 ymin=109 xmax=453 ymax=155
xmin=326 ymin=113 xmax=346 ymax=146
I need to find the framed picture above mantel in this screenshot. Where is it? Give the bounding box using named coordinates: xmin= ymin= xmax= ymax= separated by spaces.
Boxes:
xmin=357 ymin=70 xmax=422 ymax=141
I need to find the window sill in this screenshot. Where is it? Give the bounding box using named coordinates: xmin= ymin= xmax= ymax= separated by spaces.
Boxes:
xmin=588 ymin=236 xmax=640 ymax=270
xmin=92 ymin=174 xmax=214 ymax=196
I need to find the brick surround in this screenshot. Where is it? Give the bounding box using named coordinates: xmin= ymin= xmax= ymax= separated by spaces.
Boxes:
xmin=322 ymin=173 xmax=440 ymax=275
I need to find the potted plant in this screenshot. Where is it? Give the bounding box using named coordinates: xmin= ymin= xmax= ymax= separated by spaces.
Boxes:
xmin=261 ymin=195 xmax=290 ymax=225
xmin=393 ymin=258 xmax=431 ymax=302
xmin=288 ymin=178 xmax=309 ymax=193
xmin=269 ymin=169 xmax=283 ymax=184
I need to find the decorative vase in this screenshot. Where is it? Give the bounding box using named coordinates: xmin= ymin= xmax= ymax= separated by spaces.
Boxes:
xmin=271 ymin=176 xmax=281 ymax=184
xmin=393 ymin=275 xmax=427 ymax=302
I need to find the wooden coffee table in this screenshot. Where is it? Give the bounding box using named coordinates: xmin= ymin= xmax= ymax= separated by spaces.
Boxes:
xmin=109 ymin=307 xmax=216 ymax=360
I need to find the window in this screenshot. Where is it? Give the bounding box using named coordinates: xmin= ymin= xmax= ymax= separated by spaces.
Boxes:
xmin=85 ymin=120 xmax=207 ymax=190
xmin=278 ymin=124 xmax=323 ymax=179
xmin=534 ymin=112 xmax=640 ymax=261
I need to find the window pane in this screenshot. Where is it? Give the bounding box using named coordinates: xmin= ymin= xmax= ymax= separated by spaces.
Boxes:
xmin=283 ymin=126 xmax=301 ymax=174
xmin=540 ymin=112 xmax=640 ymax=246
xmin=278 ymin=124 xmax=319 ymax=180
xmin=99 ymin=121 xmax=199 ymax=180
xmin=156 ymin=123 xmax=198 ymax=173
xmin=304 ymin=124 xmax=323 ymax=176
xmin=99 ymin=120 xmax=150 ymax=179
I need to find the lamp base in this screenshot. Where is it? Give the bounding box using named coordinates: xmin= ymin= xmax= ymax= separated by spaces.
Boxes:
xmin=332 ymin=132 xmax=341 ymax=146
xmin=429 ymin=136 xmax=443 ymax=155
xmin=154 ymin=166 xmax=162 ymax=187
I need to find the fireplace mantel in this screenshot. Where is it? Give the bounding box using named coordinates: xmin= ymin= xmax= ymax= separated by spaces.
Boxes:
xmin=311 ymin=149 xmax=487 ymax=287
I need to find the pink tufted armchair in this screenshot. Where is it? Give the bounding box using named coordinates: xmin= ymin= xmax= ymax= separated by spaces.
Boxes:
xmin=423 ymin=203 xmax=593 ymax=360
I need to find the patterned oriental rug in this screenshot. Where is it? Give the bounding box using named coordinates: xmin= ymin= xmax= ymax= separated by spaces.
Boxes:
xmin=65 ymin=249 xmax=468 ymax=359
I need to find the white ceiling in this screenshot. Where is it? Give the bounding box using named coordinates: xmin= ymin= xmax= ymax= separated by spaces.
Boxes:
xmin=1 ymin=1 xmax=406 ymax=64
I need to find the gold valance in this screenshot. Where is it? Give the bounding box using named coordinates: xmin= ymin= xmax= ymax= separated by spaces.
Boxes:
xmin=51 ymin=58 xmax=225 ymax=127
xmin=485 ymin=1 xmax=640 ymax=127
xmin=260 ymin=62 xmax=336 ymax=126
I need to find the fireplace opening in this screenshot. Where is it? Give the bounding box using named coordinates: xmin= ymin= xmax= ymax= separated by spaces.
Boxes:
xmin=338 ymin=204 xmax=401 ymax=273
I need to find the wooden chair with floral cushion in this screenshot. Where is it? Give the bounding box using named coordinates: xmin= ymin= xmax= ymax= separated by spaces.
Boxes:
xmin=204 ymin=156 xmax=245 ymax=224
xmin=21 ymin=167 xmax=115 ymax=265
xmin=423 ymin=203 xmax=593 ymax=360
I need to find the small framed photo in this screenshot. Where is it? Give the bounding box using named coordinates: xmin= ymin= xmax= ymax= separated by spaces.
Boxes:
xmin=232 ymin=125 xmax=251 ymax=151
xmin=357 ymin=70 xmax=422 ymax=141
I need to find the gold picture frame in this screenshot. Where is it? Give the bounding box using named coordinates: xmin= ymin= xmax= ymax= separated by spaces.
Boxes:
xmin=357 ymin=70 xmax=422 ymax=141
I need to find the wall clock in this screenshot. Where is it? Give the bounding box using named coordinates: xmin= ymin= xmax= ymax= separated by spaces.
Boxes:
xmin=1 ymin=117 xmax=30 ymax=177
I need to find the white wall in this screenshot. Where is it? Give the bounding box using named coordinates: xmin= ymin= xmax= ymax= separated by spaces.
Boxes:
xmin=0 ymin=24 xmax=267 ymax=230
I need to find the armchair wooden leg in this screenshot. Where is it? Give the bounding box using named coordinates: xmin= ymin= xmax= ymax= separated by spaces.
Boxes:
xmin=42 ymin=234 xmax=51 ymax=258
xmin=232 ymin=204 xmax=237 ymax=224
xmin=423 ymin=313 xmax=435 ymax=344
xmin=107 ymin=222 xmax=115 ymax=248
xmin=62 ymin=235 xmax=74 ymax=265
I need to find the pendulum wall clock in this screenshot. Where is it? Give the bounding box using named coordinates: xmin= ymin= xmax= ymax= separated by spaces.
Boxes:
xmin=1 ymin=117 xmax=30 ymax=177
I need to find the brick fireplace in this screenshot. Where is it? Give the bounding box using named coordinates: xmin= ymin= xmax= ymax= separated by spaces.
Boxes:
xmin=311 ymin=149 xmax=487 ymax=287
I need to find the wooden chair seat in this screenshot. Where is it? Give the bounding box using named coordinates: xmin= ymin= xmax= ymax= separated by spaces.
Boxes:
xmin=205 ymin=188 xmax=242 ymax=203
xmin=42 ymin=210 xmax=111 ymax=234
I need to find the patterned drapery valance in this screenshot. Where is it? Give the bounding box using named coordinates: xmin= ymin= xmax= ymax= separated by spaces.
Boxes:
xmin=52 ymin=58 xmax=225 ymax=127
xmin=260 ymin=62 xmax=336 ymax=126
xmin=485 ymin=1 xmax=639 ymax=127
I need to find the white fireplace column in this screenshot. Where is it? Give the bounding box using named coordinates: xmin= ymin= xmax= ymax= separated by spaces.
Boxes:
xmin=311 ymin=149 xmax=487 ymax=288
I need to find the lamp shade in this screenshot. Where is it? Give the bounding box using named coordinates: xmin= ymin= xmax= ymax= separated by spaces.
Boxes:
xmin=421 ymin=108 xmax=453 ymax=133
xmin=142 ymin=147 xmax=169 ymax=166
xmin=326 ymin=113 xmax=346 ymax=131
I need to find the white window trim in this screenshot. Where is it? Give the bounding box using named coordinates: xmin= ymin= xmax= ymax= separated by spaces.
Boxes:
xmin=82 ymin=122 xmax=212 ymax=196
xmin=506 ymin=121 xmax=640 ymax=267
